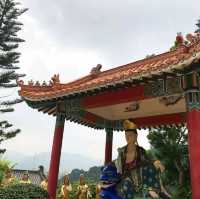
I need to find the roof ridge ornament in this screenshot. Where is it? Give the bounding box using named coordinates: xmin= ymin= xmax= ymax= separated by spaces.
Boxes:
xmin=90 ymin=64 xmax=102 ymax=77
xmin=35 ymin=81 xmax=40 ymax=86
xmin=28 ymin=80 xmax=34 ymax=86
xmin=170 ymin=32 xmax=200 ymax=52
xmin=50 ymin=74 xmax=60 ymax=85
xmin=176 ymin=32 xmax=184 ymax=46
xmin=16 ymin=74 xmax=61 ymax=91
xmin=170 ymin=32 xmax=188 ymax=53
xmin=16 ymin=78 xmax=24 ymax=86
xmin=186 ymin=32 xmax=200 ymax=44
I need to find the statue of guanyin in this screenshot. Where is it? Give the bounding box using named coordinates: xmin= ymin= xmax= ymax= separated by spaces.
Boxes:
xmin=114 ymin=120 xmax=172 ymax=199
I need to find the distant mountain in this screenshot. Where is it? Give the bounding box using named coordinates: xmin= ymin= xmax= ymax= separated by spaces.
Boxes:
xmin=59 ymin=166 xmax=102 ymax=184
xmin=3 ymin=151 xmax=102 ymax=174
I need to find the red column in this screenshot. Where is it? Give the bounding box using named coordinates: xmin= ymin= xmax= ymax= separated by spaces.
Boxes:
xmin=104 ymin=128 xmax=113 ymax=165
xmin=48 ymin=113 xmax=65 ymax=199
xmin=187 ymin=109 xmax=200 ymax=199
xmin=183 ymin=72 xmax=200 ymax=199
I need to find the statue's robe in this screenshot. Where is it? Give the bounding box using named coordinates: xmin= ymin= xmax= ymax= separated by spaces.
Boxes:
xmin=115 ymin=145 xmax=161 ymax=198
xmin=61 ymin=184 xmax=72 ymax=199
xmin=77 ymin=184 xmax=91 ymax=199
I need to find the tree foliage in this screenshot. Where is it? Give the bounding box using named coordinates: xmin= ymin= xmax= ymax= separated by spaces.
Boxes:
xmin=0 ymin=0 xmax=27 ymax=153
xmin=0 ymin=0 xmax=27 ymax=95
xmin=147 ymin=126 xmax=191 ymax=198
xmin=0 ymin=120 xmax=20 ymax=153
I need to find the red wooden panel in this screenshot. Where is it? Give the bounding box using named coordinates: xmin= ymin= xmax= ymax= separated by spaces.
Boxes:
xmin=82 ymin=85 xmax=148 ymax=109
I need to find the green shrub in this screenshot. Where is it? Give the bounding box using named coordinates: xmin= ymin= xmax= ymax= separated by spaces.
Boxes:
xmin=0 ymin=183 xmax=48 ymax=199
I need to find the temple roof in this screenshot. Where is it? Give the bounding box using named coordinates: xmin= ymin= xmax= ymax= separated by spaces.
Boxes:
xmin=18 ymin=33 xmax=200 ymax=102
xmin=17 ymin=33 xmax=200 ymax=130
xmin=12 ymin=166 xmax=46 ymax=185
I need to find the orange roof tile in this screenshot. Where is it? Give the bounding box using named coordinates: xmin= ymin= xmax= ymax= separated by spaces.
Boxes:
xmin=18 ymin=33 xmax=200 ymax=102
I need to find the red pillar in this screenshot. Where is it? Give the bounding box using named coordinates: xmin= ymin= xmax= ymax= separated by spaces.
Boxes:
xmin=187 ymin=109 xmax=200 ymax=199
xmin=48 ymin=113 xmax=65 ymax=199
xmin=104 ymin=128 xmax=113 ymax=165
xmin=183 ymin=71 xmax=200 ymax=199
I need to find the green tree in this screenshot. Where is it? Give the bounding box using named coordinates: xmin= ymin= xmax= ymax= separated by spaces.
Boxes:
xmin=0 ymin=0 xmax=27 ymax=153
xmin=0 ymin=121 xmax=20 ymax=153
xmin=147 ymin=126 xmax=191 ymax=198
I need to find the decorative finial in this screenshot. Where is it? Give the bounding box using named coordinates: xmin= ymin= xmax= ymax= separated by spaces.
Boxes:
xmin=16 ymin=79 xmax=24 ymax=86
xmin=186 ymin=33 xmax=194 ymax=43
xmin=170 ymin=32 xmax=188 ymax=51
xmin=42 ymin=81 xmax=47 ymax=86
xmin=186 ymin=33 xmax=200 ymax=44
xmin=90 ymin=64 xmax=102 ymax=77
xmin=35 ymin=81 xmax=40 ymax=86
xmin=50 ymin=74 xmax=60 ymax=85
xmin=28 ymin=80 xmax=34 ymax=86
xmin=176 ymin=32 xmax=184 ymax=46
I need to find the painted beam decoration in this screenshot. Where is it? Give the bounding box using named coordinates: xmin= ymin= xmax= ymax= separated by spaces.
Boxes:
xmin=17 ymin=32 xmax=200 ymax=130
xmin=144 ymin=73 xmax=183 ymax=97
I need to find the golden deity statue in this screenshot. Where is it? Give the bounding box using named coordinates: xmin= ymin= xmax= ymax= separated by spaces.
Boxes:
xmin=1 ymin=169 xmax=15 ymax=187
xmin=76 ymin=174 xmax=91 ymax=199
xmin=19 ymin=172 xmax=31 ymax=184
xmin=60 ymin=174 xmax=72 ymax=199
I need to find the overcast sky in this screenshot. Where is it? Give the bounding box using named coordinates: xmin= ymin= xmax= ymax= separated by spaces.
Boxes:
xmin=1 ymin=0 xmax=200 ymax=165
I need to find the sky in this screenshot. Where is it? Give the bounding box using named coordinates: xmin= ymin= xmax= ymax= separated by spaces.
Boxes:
xmin=1 ymin=0 xmax=200 ymax=165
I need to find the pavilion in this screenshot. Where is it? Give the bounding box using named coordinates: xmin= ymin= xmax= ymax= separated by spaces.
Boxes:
xmin=18 ymin=33 xmax=200 ymax=199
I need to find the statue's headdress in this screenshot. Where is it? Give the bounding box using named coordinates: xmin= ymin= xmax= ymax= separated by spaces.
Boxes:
xmin=123 ymin=120 xmax=137 ymax=134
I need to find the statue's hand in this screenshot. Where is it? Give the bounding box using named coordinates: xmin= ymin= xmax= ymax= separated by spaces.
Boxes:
xmin=153 ymin=160 xmax=165 ymax=173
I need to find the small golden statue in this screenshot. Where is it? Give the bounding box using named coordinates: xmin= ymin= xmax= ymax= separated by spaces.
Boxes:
xmin=40 ymin=175 xmax=48 ymax=191
xmin=95 ymin=183 xmax=101 ymax=199
xmin=60 ymin=174 xmax=72 ymax=199
xmin=1 ymin=169 xmax=15 ymax=187
xmin=19 ymin=171 xmax=31 ymax=184
xmin=76 ymin=174 xmax=91 ymax=199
